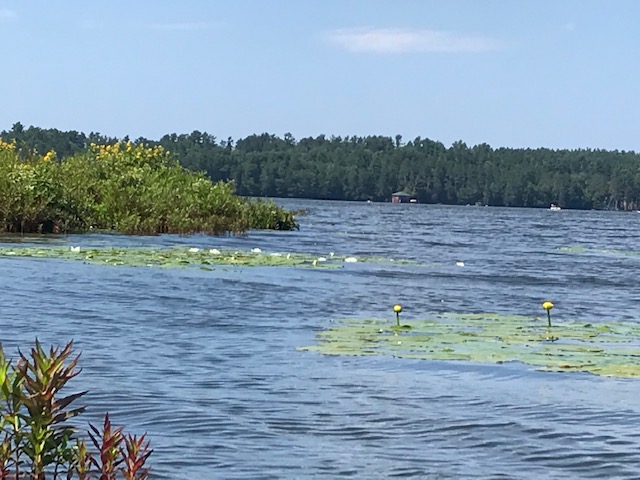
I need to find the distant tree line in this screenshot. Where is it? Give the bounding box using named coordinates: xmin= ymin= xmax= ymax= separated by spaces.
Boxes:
xmin=3 ymin=122 xmax=640 ymax=211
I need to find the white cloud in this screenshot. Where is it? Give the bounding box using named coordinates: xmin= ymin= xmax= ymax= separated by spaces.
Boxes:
xmin=327 ymin=27 xmax=503 ymax=54
xmin=0 ymin=8 xmax=17 ymax=21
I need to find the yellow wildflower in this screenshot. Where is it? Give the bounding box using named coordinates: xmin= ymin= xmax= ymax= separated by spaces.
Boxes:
xmin=0 ymin=139 xmax=16 ymax=151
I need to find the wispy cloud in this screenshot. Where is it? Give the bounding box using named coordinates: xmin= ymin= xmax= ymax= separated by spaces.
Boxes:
xmin=145 ymin=22 xmax=210 ymax=32
xmin=327 ymin=27 xmax=503 ymax=54
xmin=0 ymin=8 xmax=17 ymax=21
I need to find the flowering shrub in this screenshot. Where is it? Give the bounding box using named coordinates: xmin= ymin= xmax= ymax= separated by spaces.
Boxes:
xmin=0 ymin=140 xmax=298 ymax=234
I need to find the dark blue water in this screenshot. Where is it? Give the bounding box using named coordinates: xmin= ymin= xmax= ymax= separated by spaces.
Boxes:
xmin=2 ymin=200 xmax=640 ymax=479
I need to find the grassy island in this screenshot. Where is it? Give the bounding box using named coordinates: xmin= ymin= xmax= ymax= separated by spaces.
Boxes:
xmin=0 ymin=139 xmax=298 ymax=235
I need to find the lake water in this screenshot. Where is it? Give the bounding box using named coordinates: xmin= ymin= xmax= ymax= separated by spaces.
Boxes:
xmin=2 ymin=199 xmax=640 ymax=479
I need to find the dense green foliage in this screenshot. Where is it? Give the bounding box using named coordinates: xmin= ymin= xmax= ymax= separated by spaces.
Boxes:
xmin=0 ymin=135 xmax=297 ymax=235
xmin=4 ymin=123 xmax=640 ymax=210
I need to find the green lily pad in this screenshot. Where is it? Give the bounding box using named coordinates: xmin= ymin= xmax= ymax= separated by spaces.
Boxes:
xmin=298 ymin=312 xmax=640 ymax=378
xmin=558 ymin=246 xmax=640 ymax=256
xmin=0 ymin=246 xmax=413 ymax=270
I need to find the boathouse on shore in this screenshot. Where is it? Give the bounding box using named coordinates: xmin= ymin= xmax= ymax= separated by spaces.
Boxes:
xmin=391 ymin=191 xmax=417 ymax=203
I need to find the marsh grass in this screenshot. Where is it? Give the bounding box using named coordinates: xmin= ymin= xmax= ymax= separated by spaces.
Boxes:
xmin=0 ymin=140 xmax=297 ymax=235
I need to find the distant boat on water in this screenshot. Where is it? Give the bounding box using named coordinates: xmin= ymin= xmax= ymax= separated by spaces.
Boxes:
xmin=549 ymin=204 xmax=562 ymax=211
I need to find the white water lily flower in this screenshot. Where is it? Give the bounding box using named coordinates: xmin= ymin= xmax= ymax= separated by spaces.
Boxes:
xmin=251 ymin=248 xmax=262 ymax=253
xmin=344 ymin=257 xmax=358 ymax=263
xmin=6 ymin=251 xmax=16 ymax=255
xmin=286 ymin=253 xmax=291 ymax=259
xmin=317 ymin=257 xmax=327 ymax=262
xmin=270 ymin=252 xmax=282 ymax=256
xmin=188 ymin=248 xmax=200 ymax=253
xmin=209 ymin=248 xmax=221 ymax=254
xmin=329 ymin=252 xmax=334 ymax=257
xmin=456 ymin=261 xmax=465 ymax=267
xmin=312 ymin=259 xmax=317 ymax=267
xmin=70 ymin=246 xmax=81 ymax=253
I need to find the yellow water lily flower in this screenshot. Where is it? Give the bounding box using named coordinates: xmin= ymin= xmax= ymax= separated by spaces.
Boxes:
xmin=542 ymin=301 xmax=555 ymax=331
xmin=393 ymin=304 xmax=403 ymax=330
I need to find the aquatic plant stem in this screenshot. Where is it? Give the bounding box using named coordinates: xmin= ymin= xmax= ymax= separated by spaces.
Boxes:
xmin=393 ymin=304 xmax=402 ymax=328
xmin=545 ymin=308 xmax=555 ymax=340
xmin=542 ymin=301 xmax=554 ymax=339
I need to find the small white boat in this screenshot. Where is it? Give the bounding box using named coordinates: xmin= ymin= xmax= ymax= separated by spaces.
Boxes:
xmin=549 ymin=204 xmax=562 ymax=211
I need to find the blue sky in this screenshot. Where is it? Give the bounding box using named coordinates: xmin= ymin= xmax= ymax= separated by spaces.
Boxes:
xmin=1 ymin=1 xmax=639 ymax=151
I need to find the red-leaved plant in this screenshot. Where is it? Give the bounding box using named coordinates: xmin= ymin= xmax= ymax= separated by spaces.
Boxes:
xmin=0 ymin=340 xmax=153 ymax=479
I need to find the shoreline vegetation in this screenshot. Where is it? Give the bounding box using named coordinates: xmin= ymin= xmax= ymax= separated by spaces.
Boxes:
xmin=2 ymin=123 xmax=640 ymax=211
xmin=0 ymin=137 xmax=298 ymax=235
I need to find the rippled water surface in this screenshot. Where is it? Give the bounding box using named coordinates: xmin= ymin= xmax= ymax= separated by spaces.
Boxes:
xmin=2 ymin=200 xmax=640 ymax=479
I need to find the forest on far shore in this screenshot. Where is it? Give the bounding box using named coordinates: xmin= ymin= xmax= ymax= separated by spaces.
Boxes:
xmin=3 ymin=122 xmax=640 ymax=211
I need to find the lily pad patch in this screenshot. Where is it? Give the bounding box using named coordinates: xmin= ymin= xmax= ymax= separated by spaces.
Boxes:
xmin=298 ymin=312 xmax=640 ymax=378
xmin=0 ymin=246 xmax=411 ymax=270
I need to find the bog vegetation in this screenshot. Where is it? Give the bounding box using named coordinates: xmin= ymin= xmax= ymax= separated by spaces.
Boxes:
xmin=3 ymin=123 xmax=640 ymax=210
xmin=0 ymin=135 xmax=297 ymax=235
